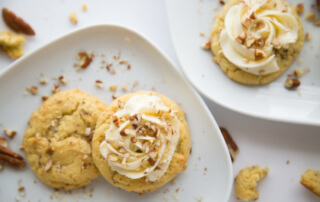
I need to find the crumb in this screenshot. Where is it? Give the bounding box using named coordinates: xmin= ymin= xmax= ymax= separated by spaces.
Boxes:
xmin=0 ymin=165 xmax=3 ymax=171
xmin=298 ymin=58 xmax=303 ymax=65
xmin=23 ymin=91 xmax=28 ymax=96
xmin=52 ymin=85 xmax=60 ymax=94
xmin=173 ymin=193 xmax=179 ymax=201
xmin=119 ymin=60 xmax=128 ymax=64
xmin=306 ymin=12 xmax=315 ymax=21
xmin=19 ymin=145 xmax=24 ymax=150
xmin=171 ymin=179 xmax=176 ymax=185
xmin=0 ymin=31 xmax=25 ymax=59
xmin=121 ymin=84 xmax=128 ymax=92
xmin=82 ymin=4 xmax=87 ymax=11
xmin=235 ymin=166 xmax=269 ymax=201
xmin=212 ymin=56 xmax=218 ymax=63
xmin=127 ymin=64 xmax=131 ymax=70
xmin=0 ymin=137 xmax=8 ymax=148
xmin=300 ymin=169 xmax=320 ymax=196
xmin=199 ymin=32 xmax=205 ymax=37
xmin=305 ymin=33 xmax=311 ymax=40
xmin=26 ymin=86 xmax=38 ymax=95
xmin=286 ymin=160 xmax=290 ymax=165
xmin=296 ymin=3 xmax=304 ymax=14
xmin=124 ymin=37 xmax=131 ymax=42
xmin=69 ymin=12 xmax=78 ymax=25
xmin=95 ymin=80 xmax=103 ymax=88
xmin=101 ymin=60 xmax=105 ymax=64
xmin=42 ymin=96 xmax=48 ymax=101
xmin=294 ymin=67 xmax=310 ymax=78
xmin=58 ymin=75 xmax=67 ymax=85
xmin=194 ymin=164 xmax=199 ymax=170
xmin=109 ymin=85 xmax=117 ymax=92
xmin=130 ymin=81 xmax=139 ymax=92
xmin=39 ymin=78 xmax=48 ymax=85
xmin=219 ymin=0 xmax=225 ymax=5
xmin=18 ymin=187 xmax=25 ymax=197
xmin=201 ymin=41 xmax=211 ymax=50
xmin=3 ymin=128 xmax=17 ymax=139
xmin=194 ymin=195 xmax=203 ymax=202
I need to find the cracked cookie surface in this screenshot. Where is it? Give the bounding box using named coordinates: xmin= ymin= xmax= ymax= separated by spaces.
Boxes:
xmin=23 ymin=89 xmax=107 ymax=190
xmin=92 ymin=91 xmax=191 ymax=194
xmin=210 ymin=0 xmax=304 ymax=85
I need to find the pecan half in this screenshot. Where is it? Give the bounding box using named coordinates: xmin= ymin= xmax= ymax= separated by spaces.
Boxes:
xmin=220 ymin=127 xmax=239 ymax=162
xmin=2 ymin=8 xmax=35 ymax=36
xmin=0 ymin=146 xmax=26 ymax=168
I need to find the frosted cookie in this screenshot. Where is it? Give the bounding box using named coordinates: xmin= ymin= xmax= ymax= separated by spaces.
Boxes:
xmin=300 ymin=169 xmax=320 ymax=197
xmin=92 ymin=91 xmax=191 ymax=194
xmin=211 ymin=0 xmax=304 ymax=84
xmin=23 ymin=89 xmax=107 ymax=190
xmin=235 ymin=165 xmax=269 ymax=201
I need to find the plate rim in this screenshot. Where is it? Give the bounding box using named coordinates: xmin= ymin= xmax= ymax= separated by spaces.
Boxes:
xmin=165 ymin=0 xmax=320 ymax=127
xmin=0 ymin=24 xmax=233 ymax=201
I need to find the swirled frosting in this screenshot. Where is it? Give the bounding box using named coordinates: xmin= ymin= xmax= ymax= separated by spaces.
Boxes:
xmin=99 ymin=95 xmax=179 ymax=182
xmin=219 ymin=0 xmax=298 ymax=75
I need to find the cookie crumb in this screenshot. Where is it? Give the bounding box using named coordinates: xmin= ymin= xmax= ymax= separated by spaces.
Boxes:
xmin=58 ymin=76 xmax=67 ymax=85
xmin=201 ymin=41 xmax=211 ymax=50
xmin=42 ymin=95 xmax=49 ymax=101
xmin=235 ymin=166 xmax=269 ymax=201
xmin=26 ymin=86 xmax=38 ymax=95
xmin=306 ymin=12 xmax=315 ymax=21
xmin=286 ymin=160 xmax=290 ymax=165
xmin=18 ymin=187 xmax=25 ymax=197
xmin=69 ymin=12 xmax=78 ymax=25
xmin=109 ymin=85 xmax=117 ymax=92
xmin=300 ymin=169 xmax=320 ymax=196
xmin=82 ymin=4 xmax=87 ymax=11
xmin=305 ymin=32 xmax=311 ymax=41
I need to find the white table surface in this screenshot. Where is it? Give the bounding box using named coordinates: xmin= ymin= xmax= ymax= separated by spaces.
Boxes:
xmin=0 ymin=1 xmax=319 ymax=202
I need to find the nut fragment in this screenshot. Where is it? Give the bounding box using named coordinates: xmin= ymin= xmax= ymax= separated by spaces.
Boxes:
xmin=130 ymin=136 xmax=137 ymax=143
xmin=78 ymin=52 xmax=92 ymax=68
xmin=95 ymin=80 xmax=103 ymax=88
xmin=58 ymin=75 xmax=67 ymax=85
xmin=0 ymin=146 xmax=26 ymax=168
xmin=45 ymin=147 xmax=54 ymax=155
xmin=305 ymin=33 xmax=311 ymax=41
xmin=220 ymin=127 xmax=239 ymax=162
xmin=294 ymin=67 xmax=310 ymax=78
xmin=201 ymin=41 xmax=211 ymax=50
xmin=317 ymin=0 xmax=320 ymax=11
xmin=148 ymin=149 xmax=157 ymax=159
xmin=18 ymin=187 xmax=25 ymax=196
xmin=39 ymin=78 xmax=48 ymax=85
xmin=284 ymin=78 xmax=301 ymax=89
xmin=52 ymin=85 xmax=60 ymax=94
xmin=0 ymin=137 xmax=8 ymax=148
xmin=112 ymin=116 xmax=120 ymax=128
xmin=44 ymin=159 xmax=52 ymax=172
xmin=3 ymin=128 xmax=16 ymax=139
xmin=236 ymin=32 xmax=246 ymax=44
xmin=118 ymin=100 xmax=124 ymax=109
xmin=69 ymin=12 xmax=78 ymax=25
xmin=296 ymin=3 xmax=304 ymax=14
xmin=219 ymin=0 xmax=225 ymax=5
xmin=2 ymin=8 xmax=35 ymax=35
xmin=41 ymin=96 xmax=48 ymax=101
xmin=254 ymin=49 xmax=266 ymax=61
xmin=26 ymin=86 xmax=38 ymax=95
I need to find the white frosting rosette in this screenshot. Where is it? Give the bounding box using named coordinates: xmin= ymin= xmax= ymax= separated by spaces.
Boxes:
xmin=219 ymin=0 xmax=298 ymax=75
xmin=99 ymin=95 xmax=180 ymax=182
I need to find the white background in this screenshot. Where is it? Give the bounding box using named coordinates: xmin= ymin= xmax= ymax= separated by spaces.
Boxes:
xmin=0 ymin=1 xmax=319 ymax=202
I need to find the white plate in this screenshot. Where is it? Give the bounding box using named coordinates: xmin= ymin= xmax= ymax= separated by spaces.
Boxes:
xmin=166 ymin=0 xmax=320 ymax=126
xmin=0 ymin=25 xmax=232 ymax=201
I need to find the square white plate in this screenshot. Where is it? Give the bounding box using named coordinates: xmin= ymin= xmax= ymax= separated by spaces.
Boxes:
xmin=166 ymin=0 xmax=320 ymax=126
xmin=0 ymin=25 xmax=232 ymax=201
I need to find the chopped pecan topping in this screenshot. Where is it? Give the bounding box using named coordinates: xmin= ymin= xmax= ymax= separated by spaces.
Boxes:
xmin=95 ymin=80 xmax=103 ymax=88
xmin=3 ymin=128 xmax=16 ymax=139
xmin=78 ymin=52 xmax=92 ymax=68
xmin=0 ymin=137 xmax=8 ymax=148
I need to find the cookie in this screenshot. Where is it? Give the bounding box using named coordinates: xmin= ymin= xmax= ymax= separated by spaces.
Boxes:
xmin=23 ymin=89 xmax=107 ymax=190
xmin=92 ymin=91 xmax=191 ymax=194
xmin=301 ymin=169 xmax=320 ymax=196
xmin=235 ymin=165 xmax=269 ymax=201
xmin=211 ymin=0 xmax=304 ymax=85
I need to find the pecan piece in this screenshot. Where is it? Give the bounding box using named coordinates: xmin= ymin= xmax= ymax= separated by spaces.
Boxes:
xmin=0 ymin=146 xmax=26 ymax=168
xmin=2 ymin=8 xmax=35 ymax=35
xmin=220 ymin=127 xmax=239 ymax=162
